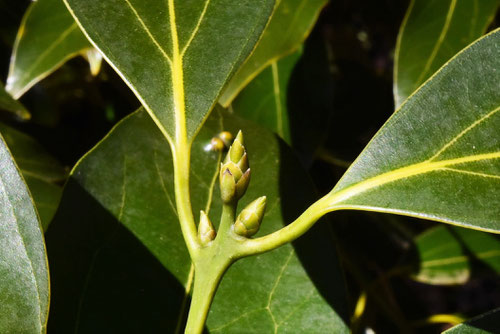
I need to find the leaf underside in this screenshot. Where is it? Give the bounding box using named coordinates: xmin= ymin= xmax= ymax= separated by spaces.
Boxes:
xmin=326 ymin=29 xmax=500 ymax=233
xmin=0 ymin=134 xmax=49 ymax=333
xmin=64 ymin=0 xmax=275 ymax=143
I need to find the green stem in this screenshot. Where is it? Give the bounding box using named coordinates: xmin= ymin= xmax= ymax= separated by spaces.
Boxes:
xmin=184 ymin=257 xmax=230 ymax=334
xmin=238 ymin=195 xmax=331 ymax=256
xmin=219 ymin=202 xmax=237 ymax=234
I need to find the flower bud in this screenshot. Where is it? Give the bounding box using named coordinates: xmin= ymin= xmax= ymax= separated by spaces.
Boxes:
xmin=220 ymin=168 xmax=236 ymax=203
xmin=217 ymin=131 xmax=233 ymax=147
xmin=198 ymin=211 xmax=216 ymax=246
xmin=209 ymin=137 xmax=225 ymax=151
xmin=219 ymin=130 xmax=251 ymax=203
xmin=233 ymin=196 xmax=267 ymax=237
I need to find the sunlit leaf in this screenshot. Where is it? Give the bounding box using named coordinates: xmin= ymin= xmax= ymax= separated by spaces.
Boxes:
xmin=219 ymin=0 xmax=327 ymax=106
xmin=46 ymin=108 xmax=349 ymax=332
xmin=393 ymin=0 xmax=499 ymax=107
xmin=231 ymin=50 xmax=301 ymax=143
xmin=323 ymin=29 xmax=500 ymax=232
xmin=63 ymin=0 xmax=275 ymax=143
xmin=6 ymin=0 xmax=92 ymax=99
xmin=411 ymin=225 xmax=500 ymax=285
xmin=0 ymin=133 xmax=49 ymax=333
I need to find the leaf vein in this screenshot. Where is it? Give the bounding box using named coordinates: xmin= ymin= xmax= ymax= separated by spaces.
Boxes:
xmin=181 ymin=0 xmax=212 ymax=56
xmin=122 ymin=0 xmax=172 ymax=64
xmin=429 ymin=105 xmax=500 ymax=161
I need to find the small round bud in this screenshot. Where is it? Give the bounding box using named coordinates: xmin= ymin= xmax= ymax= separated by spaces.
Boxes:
xmin=233 ymin=196 xmax=267 ymax=237
xmin=198 ymin=211 xmax=216 ymax=246
xmin=217 ymin=131 xmax=233 ymax=147
xmin=210 ymin=137 xmax=225 ymax=151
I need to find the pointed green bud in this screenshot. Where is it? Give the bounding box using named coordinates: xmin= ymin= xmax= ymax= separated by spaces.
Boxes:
xmin=236 ymin=153 xmax=248 ymax=172
xmin=198 ymin=211 xmax=216 ymax=246
xmin=235 ymin=168 xmax=251 ymax=199
xmin=220 ymin=168 xmax=236 ymax=203
xmin=228 ymin=130 xmax=245 ymax=163
xmin=233 ymin=196 xmax=267 ymax=237
xmin=223 ymin=161 xmax=243 ymax=180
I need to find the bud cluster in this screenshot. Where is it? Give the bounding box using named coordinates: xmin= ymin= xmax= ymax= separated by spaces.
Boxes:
xmin=219 ymin=131 xmax=250 ymax=204
xmin=198 ymin=130 xmax=267 ymax=245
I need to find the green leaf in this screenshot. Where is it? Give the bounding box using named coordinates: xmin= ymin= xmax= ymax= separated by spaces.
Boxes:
xmin=6 ymin=0 xmax=92 ymax=99
xmin=46 ymin=108 xmax=348 ymax=332
xmin=63 ymin=0 xmax=275 ymax=143
xmin=0 ymin=82 xmax=30 ymax=120
xmin=323 ymin=29 xmax=500 ymax=232
xmin=411 ymin=226 xmax=500 ymax=285
xmin=0 ymin=123 xmax=66 ymax=230
xmin=0 ymin=133 xmax=49 ymax=333
xmin=219 ymin=0 xmax=327 ymax=106
xmin=393 ymin=0 xmax=500 ymax=107
xmin=444 ymin=307 xmax=500 ymax=334
xmin=231 ymin=50 xmax=301 ymax=144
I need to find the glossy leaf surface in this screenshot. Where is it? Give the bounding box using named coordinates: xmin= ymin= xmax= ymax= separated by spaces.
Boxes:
xmin=394 ymin=0 xmax=499 ymax=107
xmin=324 ymin=29 xmax=500 ymax=233
xmin=0 ymin=82 xmax=30 ymax=120
xmin=7 ymin=0 xmax=92 ymax=99
xmin=64 ymin=0 xmax=275 ymax=143
xmin=0 ymin=133 xmax=49 ymax=333
xmin=0 ymin=123 xmax=66 ymax=230
xmin=412 ymin=226 xmax=500 ymax=285
xmin=219 ymin=0 xmax=327 ymax=106
xmin=444 ymin=307 xmax=500 ymax=333
xmin=232 ymin=50 xmax=301 ymax=144
xmin=46 ymin=108 xmax=348 ymax=332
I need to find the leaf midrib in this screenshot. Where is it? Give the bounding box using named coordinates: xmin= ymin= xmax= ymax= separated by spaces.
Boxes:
xmin=327 ymin=151 xmax=500 ymax=207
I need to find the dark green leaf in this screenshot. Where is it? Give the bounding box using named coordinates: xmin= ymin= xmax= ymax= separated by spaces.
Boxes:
xmin=6 ymin=0 xmax=92 ymax=99
xmin=231 ymin=50 xmax=301 ymax=144
xmin=0 ymin=133 xmax=49 ymax=333
xmin=63 ymin=0 xmax=275 ymax=142
xmin=0 ymin=82 xmax=30 ymax=120
xmin=0 ymin=123 xmax=66 ymax=230
xmin=444 ymin=307 xmax=500 ymax=333
xmin=219 ymin=0 xmax=327 ymax=106
xmin=46 ymin=108 xmax=348 ymax=332
xmin=324 ymin=29 xmax=500 ymax=232
xmin=412 ymin=226 xmax=500 ymax=285
xmin=394 ymin=0 xmax=500 ymax=107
